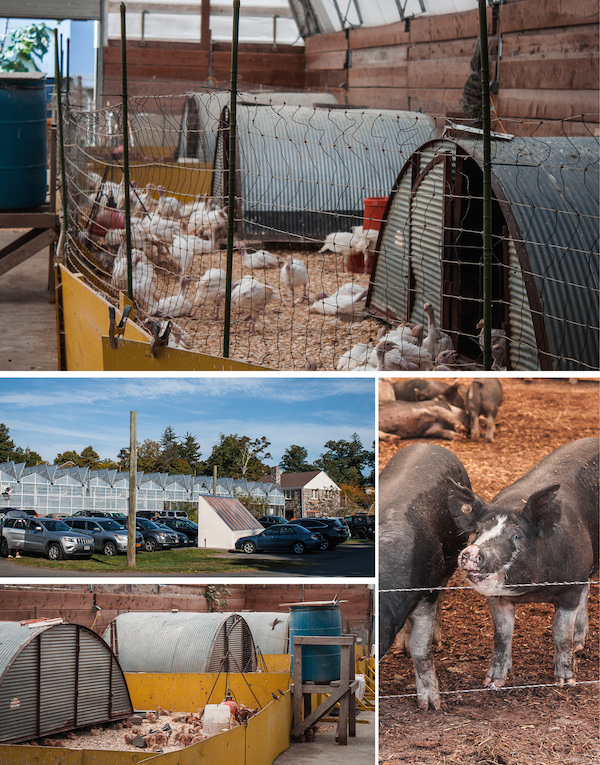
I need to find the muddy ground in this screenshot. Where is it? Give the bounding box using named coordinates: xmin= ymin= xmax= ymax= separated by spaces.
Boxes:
xmin=378 ymin=377 xmax=599 ymax=765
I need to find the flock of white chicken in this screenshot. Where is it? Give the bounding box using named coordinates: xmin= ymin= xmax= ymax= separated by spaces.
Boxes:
xmin=82 ymin=168 xmax=505 ymax=369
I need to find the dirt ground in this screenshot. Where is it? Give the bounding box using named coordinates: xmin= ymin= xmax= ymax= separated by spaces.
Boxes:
xmin=83 ymin=237 xmax=379 ymax=371
xmin=378 ymin=377 xmax=599 ymax=765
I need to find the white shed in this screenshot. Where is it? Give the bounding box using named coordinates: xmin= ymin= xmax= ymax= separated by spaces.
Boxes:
xmin=196 ymin=496 xmax=263 ymax=550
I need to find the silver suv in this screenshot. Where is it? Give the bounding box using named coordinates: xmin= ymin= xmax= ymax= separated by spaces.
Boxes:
xmin=0 ymin=517 xmax=95 ymax=560
xmin=65 ymin=517 xmax=143 ymax=556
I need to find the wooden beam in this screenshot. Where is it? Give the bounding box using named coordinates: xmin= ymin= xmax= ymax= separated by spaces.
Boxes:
xmin=500 ymin=0 xmax=599 ymax=34
xmin=498 ymin=55 xmax=599 ymax=90
xmin=0 ymin=228 xmax=58 ymax=278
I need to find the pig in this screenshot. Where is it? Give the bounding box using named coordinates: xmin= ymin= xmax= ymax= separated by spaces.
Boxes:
xmin=379 ymin=399 xmax=467 ymax=443
xmin=380 ymin=443 xmax=472 ymax=709
xmin=465 ymin=378 xmax=503 ymax=442
xmin=393 ymin=378 xmax=465 ymax=408
xmin=449 ymin=437 xmax=599 ymax=688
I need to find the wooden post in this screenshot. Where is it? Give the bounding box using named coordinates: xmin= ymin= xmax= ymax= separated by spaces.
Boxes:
xmin=127 ymin=411 xmax=137 ymax=567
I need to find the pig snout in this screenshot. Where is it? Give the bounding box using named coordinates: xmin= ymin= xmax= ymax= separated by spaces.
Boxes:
xmin=459 ymin=545 xmax=486 ymax=572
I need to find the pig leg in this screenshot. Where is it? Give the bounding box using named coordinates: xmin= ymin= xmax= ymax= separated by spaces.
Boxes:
xmin=485 ymin=413 xmax=496 ymax=442
xmin=423 ymin=423 xmax=466 ymax=441
xmin=553 ymin=604 xmax=581 ymax=685
xmin=484 ymin=597 xmax=515 ymax=687
xmin=409 ymin=599 xmax=441 ymax=710
xmin=573 ymin=583 xmax=590 ymax=651
xmin=470 ymin=413 xmax=481 ymax=440
xmin=393 ymin=595 xmax=445 ymax=655
xmin=378 ymin=430 xmax=402 ymax=445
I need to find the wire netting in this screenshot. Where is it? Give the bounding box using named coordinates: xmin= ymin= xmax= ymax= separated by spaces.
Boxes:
xmin=59 ymin=91 xmax=600 ymax=371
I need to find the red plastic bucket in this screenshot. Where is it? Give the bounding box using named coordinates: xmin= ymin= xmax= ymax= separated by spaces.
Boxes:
xmin=363 ymin=196 xmax=388 ymax=231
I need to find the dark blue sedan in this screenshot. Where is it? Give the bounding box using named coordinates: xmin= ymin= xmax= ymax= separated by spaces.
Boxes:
xmin=235 ymin=524 xmax=322 ymax=555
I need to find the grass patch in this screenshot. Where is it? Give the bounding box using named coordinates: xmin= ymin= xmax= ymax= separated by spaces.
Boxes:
xmin=4 ymin=548 xmax=312 ymax=573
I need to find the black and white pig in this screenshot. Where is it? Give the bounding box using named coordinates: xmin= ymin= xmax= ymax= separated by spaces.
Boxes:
xmin=379 ymin=443 xmax=472 ymax=709
xmin=449 ymin=436 xmax=599 ymax=688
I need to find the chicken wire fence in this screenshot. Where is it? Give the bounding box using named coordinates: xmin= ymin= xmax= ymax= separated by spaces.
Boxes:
xmin=58 ymin=92 xmax=600 ymax=372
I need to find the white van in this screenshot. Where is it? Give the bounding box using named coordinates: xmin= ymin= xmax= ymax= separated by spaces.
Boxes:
xmin=155 ymin=509 xmax=189 ymax=520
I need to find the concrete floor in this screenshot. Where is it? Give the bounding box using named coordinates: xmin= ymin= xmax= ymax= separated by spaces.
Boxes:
xmin=274 ymin=710 xmax=375 ymax=765
xmin=0 ymin=230 xmax=58 ymax=371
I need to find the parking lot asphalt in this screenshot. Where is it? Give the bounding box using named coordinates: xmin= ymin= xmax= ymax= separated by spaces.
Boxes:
xmin=0 ymin=541 xmax=375 ymax=578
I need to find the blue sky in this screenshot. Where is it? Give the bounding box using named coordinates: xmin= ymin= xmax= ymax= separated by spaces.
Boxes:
xmin=0 ymin=376 xmax=375 ymax=466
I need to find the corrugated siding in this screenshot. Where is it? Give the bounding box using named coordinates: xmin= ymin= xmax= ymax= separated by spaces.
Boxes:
xmin=460 ymin=136 xmax=600 ymax=371
xmin=39 ymin=625 xmax=77 ymax=733
xmin=206 ymin=615 xmax=256 ymax=673
xmin=507 ymin=237 xmax=541 ymax=370
xmin=408 ymin=161 xmax=445 ymax=324
xmin=369 ymin=170 xmax=412 ymax=320
xmin=111 ymin=655 xmax=133 ymax=716
xmin=203 ymin=496 xmax=263 ymax=531
xmin=241 ymin=612 xmax=290 ymax=656
xmin=0 ymin=639 xmax=40 ymax=742
xmin=212 ymin=105 xmax=437 ymax=239
xmin=1 ymin=1 xmax=100 ymax=19
xmin=103 ymin=612 xmax=257 ymax=673
xmin=77 ymin=629 xmax=110 ymax=725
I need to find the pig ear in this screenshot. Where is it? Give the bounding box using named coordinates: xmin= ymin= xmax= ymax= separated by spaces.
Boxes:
xmin=523 ymin=483 xmax=561 ymax=538
xmin=447 ymin=479 xmax=485 ymax=533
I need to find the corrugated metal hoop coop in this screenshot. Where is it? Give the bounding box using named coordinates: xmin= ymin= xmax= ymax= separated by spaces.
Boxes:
xmin=368 ymin=136 xmax=600 ymax=371
xmin=177 ymin=91 xmax=339 ymax=166
xmin=103 ymin=612 xmax=258 ymax=673
xmin=239 ymin=612 xmax=290 ymax=656
xmin=0 ymin=620 xmax=132 ymax=744
xmin=210 ymin=104 xmax=438 ymax=242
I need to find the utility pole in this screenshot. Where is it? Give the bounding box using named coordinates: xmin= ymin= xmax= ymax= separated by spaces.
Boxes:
xmin=127 ymin=411 xmax=137 ymax=567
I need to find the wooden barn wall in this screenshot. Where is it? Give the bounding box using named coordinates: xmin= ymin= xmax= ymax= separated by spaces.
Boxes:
xmin=304 ymin=0 xmax=599 ymax=132
xmin=0 ymin=584 xmax=372 ymax=639
xmin=102 ymin=39 xmax=305 ymax=99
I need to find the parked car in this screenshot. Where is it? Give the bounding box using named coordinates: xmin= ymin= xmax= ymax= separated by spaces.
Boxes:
xmin=344 ymin=514 xmax=375 ymax=539
xmin=0 ymin=516 xmax=95 ymax=560
xmin=103 ymin=512 xmax=128 ymax=522
xmin=235 ymin=524 xmax=322 ymax=555
xmin=159 ymin=517 xmax=198 ymax=546
xmin=258 ymin=515 xmax=287 ymax=528
xmin=135 ymin=517 xmax=180 ymax=552
xmin=290 ymin=517 xmax=349 ymax=550
xmin=153 ymin=521 xmax=188 ymax=547
xmin=65 ymin=517 xmax=143 ymax=556
xmin=136 ymin=510 xmax=158 ymax=520
xmin=71 ymin=510 xmax=111 ymax=518
xmin=5 ymin=507 xmax=37 ymax=518
xmin=154 ymin=509 xmax=189 ymax=520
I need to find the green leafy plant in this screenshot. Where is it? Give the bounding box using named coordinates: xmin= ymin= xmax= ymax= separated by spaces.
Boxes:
xmin=0 ymin=23 xmax=51 ymax=72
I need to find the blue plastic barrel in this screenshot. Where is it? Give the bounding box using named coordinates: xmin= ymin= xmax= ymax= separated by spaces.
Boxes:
xmin=0 ymin=72 xmax=47 ymax=210
xmin=289 ymin=602 xmax=342 ymax=683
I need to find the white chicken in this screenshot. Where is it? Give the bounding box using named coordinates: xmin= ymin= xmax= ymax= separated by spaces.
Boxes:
xmin=309 ymin=283 xmax=367 ymax=315
xmin=192 ymin=268 xmax=227 ymax=318
xmin=189 ymin=207 xmax=227 ymax=249
xmin=155 ymin=185 xmax=182 ymax=219
xmin=280 ymin=255 xmax=308 ymax=307
xmin=138 ymin=214 xmax=182 ymax=247
xmin=153 ymin=277 xmax=194 ymax=318
xmin=170 ymin=233 xmax=213 ymax=276
xmin=228 ymin=275 xmax=274 ymax=333
xmin=336 ymin=342 xmax=378 ymax=371
xmin=320 ymin=227 xmax=369 ymax=272
xmin=181 ymin=193 xmax=210 ymax=220
xmin=240 ymin=243 xmax=279 ymax=270
xmin=142 ymin=318 xmax=193 ymax=350
xmin=111 ymin=245 xmax=157 ymax=311
xmin=85 ymin=162 xmax=104 ymax=192
xmin=374 ymin=338 xmax=434 ymax=371
xmin=422 ymin=302 xmax=454 ymax=359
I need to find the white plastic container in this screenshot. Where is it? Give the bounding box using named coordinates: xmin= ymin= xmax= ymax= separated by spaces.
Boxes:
xmin=203 ymin=704 xmax=232 ymax=735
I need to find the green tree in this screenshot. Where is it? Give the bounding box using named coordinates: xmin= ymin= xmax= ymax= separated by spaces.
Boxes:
xmin=80 ymin=446 xmax=101 ymax=468
xmin=280 ymin=444 xmax=313 ymax=473
xmin=0 ymin=23 xmax=51 ymax=72
xmin=168 ymin=456 xmax=193 ymax=475
xmin=0 ymin=423 xmax=16 ymax=463
xmin=54 ymin=450 xmax=81 ymax=466
xmin=136 ymin=439 xmax=162 ymax=473
xmin=179 ymin=432 xmax=202 ymax=473
xmin=10 ymin=446 xmax=44 ymax=467
xmin=315 ymin=433 xmax=374 ymax=488
xmin=203 ymin=434 xmax=272 ymax=480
